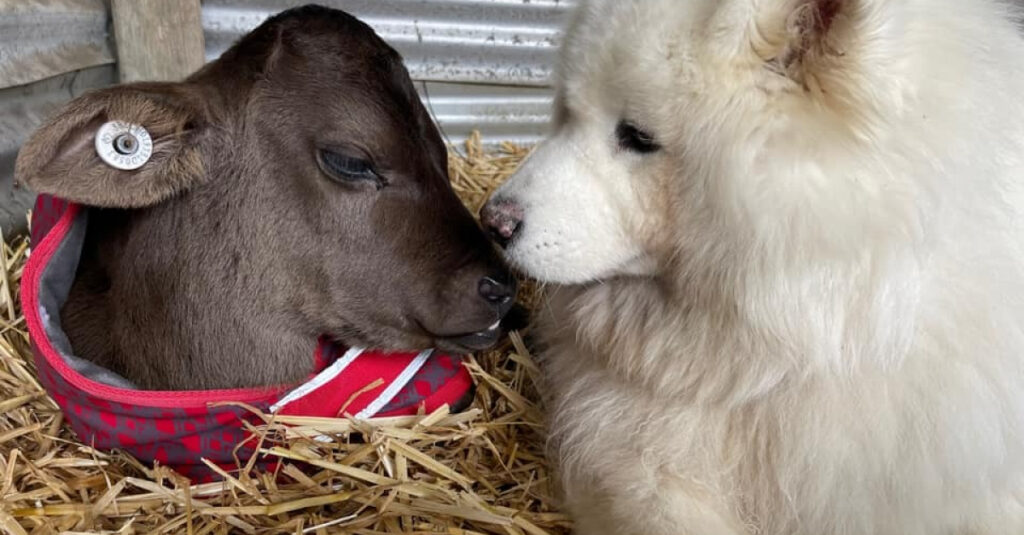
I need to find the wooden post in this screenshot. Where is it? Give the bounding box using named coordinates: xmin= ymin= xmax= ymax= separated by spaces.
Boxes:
xmin=110 ymin=0 xmax=205 ymax=83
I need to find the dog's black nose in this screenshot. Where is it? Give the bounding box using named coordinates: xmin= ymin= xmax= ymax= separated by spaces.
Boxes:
xmin=480 ymin=198 xmax=523 ymax=248
xmin=478 ymin=276 xmax=516 ymax=315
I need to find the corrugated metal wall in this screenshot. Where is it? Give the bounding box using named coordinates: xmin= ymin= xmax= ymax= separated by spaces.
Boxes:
xmin=0 ymin=0 xmax=572 ymax=235
xmin=201 ymin=0 xmax=572 ymax=147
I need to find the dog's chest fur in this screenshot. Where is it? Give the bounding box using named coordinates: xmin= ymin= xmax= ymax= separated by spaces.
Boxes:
xmin=539 ymin=280 xmax=1024 ymax=535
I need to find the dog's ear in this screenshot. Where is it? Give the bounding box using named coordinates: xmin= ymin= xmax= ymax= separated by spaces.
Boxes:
xmin=15 ymin=83 xmax=208 ymax=209
xmin=756 ymin=0 xmax=858 ymax=88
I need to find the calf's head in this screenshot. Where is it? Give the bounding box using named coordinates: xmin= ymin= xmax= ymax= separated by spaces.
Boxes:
xmin=15 ymin=6 xmax=515 ymax=389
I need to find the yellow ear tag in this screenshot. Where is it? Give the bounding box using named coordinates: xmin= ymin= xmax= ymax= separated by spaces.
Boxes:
xmin=95 ymin=121 xmax=153 ymax=171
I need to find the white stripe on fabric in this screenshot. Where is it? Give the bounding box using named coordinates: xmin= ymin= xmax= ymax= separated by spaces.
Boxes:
xmin=355 ymin=349 xmax=433 ymax=419
xmin=270 ymin=346 xmax=365 ymax=413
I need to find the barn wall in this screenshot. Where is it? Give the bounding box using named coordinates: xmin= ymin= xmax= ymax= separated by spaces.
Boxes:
xmin=0 ymin=0 xmax=115 ymax=235
xmin=0 ymin=0 xmax=571 ymax=234
xmin=201 ymin=0 xmax=572 ymax=146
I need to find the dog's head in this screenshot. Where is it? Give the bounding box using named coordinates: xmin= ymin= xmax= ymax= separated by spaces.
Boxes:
xmin=484 ymin=0 xmax=921 ymax=285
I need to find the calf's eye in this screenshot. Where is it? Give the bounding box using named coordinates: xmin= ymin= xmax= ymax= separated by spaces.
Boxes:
xmin=616 ymin=121 xmax=661 ymax=154
xmin=317 ymin=149 xmax=383 ymax=187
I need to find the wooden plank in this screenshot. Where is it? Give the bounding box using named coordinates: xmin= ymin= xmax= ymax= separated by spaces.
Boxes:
xmin=110 ymin=0 xmax=205 ymax=83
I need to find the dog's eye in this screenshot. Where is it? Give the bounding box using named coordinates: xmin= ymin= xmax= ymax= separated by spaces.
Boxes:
xmin=317 ymin=149 xmax=383 ymax=187
xmin=616 ymin=121 xmax=661 ymax=154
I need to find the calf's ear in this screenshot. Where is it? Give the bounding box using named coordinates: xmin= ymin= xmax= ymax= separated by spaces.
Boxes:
xmin=15 ymin=83 xmax=208 ymax=208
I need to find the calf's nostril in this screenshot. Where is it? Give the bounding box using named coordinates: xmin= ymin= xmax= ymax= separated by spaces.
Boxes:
xmin=478 ymin=276 xmax=514 ymax=306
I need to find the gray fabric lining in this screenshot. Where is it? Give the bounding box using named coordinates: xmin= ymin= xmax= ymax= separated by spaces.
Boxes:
xmin=38 ymin=209 xmax=138 ymax=389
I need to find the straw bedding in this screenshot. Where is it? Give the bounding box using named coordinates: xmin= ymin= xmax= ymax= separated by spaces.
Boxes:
xmin=0 ymin=135 xmax=571 ymax=535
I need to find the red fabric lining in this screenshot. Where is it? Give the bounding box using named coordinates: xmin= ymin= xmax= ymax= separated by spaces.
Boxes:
xmin=277 ymin=351 xmax=421 ymax=417
xmin=377 ymin=358 xmax=474 ymax=417
xmin=23 ymin=196 xmax=476 ymax=480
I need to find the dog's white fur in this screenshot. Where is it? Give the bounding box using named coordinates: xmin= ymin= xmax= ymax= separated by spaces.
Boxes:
xmin=491 ymin=0 xmax=1024 ymax=533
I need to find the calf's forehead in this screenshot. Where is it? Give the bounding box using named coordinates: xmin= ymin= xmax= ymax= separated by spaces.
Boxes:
xmin=209 ymin=10 xmax=443 ymax=168
xmin=254 ymin=48 xmax=429 ymax=150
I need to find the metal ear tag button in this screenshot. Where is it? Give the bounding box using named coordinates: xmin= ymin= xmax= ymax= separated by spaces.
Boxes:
xmin=95 ymin=121 xmax=153 ymax=170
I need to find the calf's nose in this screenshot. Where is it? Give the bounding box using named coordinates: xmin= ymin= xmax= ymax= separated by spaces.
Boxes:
xmin=480 ymin=198 xmax=523 ymax=248
xmin=478 ymin=276 xmax=516 ymax=316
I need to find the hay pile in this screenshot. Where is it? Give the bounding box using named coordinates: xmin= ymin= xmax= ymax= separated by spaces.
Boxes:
xmin=0 ymin=135 xmax=570 ymax=535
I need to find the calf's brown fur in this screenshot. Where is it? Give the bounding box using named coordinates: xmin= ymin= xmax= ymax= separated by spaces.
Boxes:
xmin=15 ymin=5 xmax=516 ymax=390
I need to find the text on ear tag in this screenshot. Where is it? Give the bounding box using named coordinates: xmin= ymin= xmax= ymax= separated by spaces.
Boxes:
xmin=95 ymin=121 xmax=153 ymax=170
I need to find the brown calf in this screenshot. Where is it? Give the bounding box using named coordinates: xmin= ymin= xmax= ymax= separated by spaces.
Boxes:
xmin=15 ymin=5 xmax=516 ymax=390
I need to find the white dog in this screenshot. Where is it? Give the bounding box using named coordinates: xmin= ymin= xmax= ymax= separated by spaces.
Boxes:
xmin=481 ymin=0 xmax=1024 ymax=533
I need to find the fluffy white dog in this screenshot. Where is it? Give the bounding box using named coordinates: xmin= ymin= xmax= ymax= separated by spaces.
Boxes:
xmin=481 ymin=0 xmax=1024 ymax=533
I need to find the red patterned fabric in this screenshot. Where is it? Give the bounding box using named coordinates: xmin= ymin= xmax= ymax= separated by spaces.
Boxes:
xmin=23 ymin=195 xmax=474 ymax=481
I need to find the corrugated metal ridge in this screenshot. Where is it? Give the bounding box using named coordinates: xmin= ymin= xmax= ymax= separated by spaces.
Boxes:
xmin=200 ymin=0 xmax=572 ymax=147
xmin=419 ymin=81 xmax=552 ymax=148
xmin=202 ymin=0 xmax=576 ymax=87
